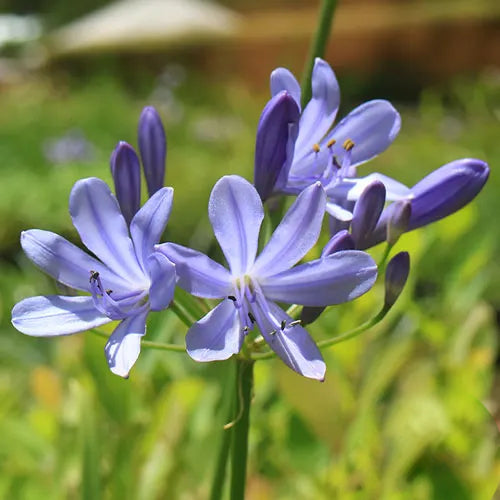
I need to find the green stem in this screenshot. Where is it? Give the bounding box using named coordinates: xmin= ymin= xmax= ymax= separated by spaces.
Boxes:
xmin=378 ymin=243 xmax=393 ymax=273
xmin=209 ymin=362 xmax=236 ymax=500
xmin=170 ymin=299 xmax=195 ymax=327
xmin=89 ymin=329 xmax=185 ymax=353
xmin=300 ymin=0 xmax=339 ymax=108
xmin=230 ymin=359 xmax=254 ymax=500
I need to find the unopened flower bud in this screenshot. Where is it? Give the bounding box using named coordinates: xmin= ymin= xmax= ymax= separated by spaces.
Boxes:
xmin=254 ymin=91 xmax=300 ymax=201
xmin=110 ymin=141 xmax=141 ymax=225
xmin=321 ymin=230 xmax=355 ymax=257
xmin=384 ymin=252 xmax=410 ymax=309
xmin=386 ymin=200 xmax=411 ymax=245
xmin=138 ymin=106 xmax=167 ymax=197
xmin=351 ymin=181 xmax=386 ymax=249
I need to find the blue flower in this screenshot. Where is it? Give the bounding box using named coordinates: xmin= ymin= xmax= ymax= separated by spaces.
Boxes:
xmin=11 ymin=177 xmax=176 ymax=378
xmin=269 ymin=58 xmax=407 ymax=223
xmin=157 ymin=175 xmax=377 ymax=380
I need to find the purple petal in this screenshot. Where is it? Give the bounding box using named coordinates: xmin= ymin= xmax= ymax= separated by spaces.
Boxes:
xmin=326 ymin=100 xmax=401 ymax=167
xmin=21 ymin=229 xmax=130 ymax=293
xmin=254 ymin=182 xmax=326 ymax=277
xmin=146 ymin=252 xmax=175 ymax=311
xmin=254 ymin=91 xmax=300 ymax=201
xmin=138 ymin=106 xmax=167 ymax=197
xmin=130 ymin=187 xmax=173 ymax=271
xmin=110 ymin=141 xmax=141 ymax=225
xmin=325 ymin=202 xmax=353 ymax=221
xmin=104 ymin=310 xmax=148 ymax=378
xmin=156 ymin=243 xmax=231 ymax=298
xmin=321 ymin=230 xmax=355 ymax=256
xmin=270 ymin=67 xmax=301 ymax=108
xmin=347 ymin=173 xmax=411 ymax=202
xmin=186 ymin=300 xmax=243 ymax=362
xmin=386 ymin=200 xmax=412 ymax=245
xmin=12 ymin=295 xmax=109 ymax=336
xmin=351 ymin=181 xmax=386 ymax=248
xmin=69 ymin=177 xmax=144 ymax=284
xmin=260 ymin=251 xmax=377 ymax=306
xmin=253 ymin=299 xmax=325 ymax=380
xmin=295 ymin=58 xmax=340 ymax=154
xmin=209 ymin=176 xmax=264 ymax=275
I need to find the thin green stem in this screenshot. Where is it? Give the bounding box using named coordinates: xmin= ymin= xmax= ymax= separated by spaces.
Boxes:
xmin=300 ymin=0 xmax=339 ymax=108
xmin=230 ymin=359 xmax=254 ymax=500
xmin=378 ymin=243 xmax=393 ymax=273
xmin=89 ymin=329 xmax=185 ymax=353
xmin=210 ymin=362 xmax=236 ymax=500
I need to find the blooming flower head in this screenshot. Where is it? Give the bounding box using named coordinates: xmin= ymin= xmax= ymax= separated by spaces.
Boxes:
xmin=260 ymin=58 xmax=407 ymax=225
xmin=157 ymin=175 xmax=377 ymax=380
xmin=11 ymin=177 xmax=175 ymax=378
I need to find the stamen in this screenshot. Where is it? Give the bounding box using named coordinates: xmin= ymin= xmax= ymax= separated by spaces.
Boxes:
xmin=269 ymin=330 xmax=276 ymax=336
xmin=248 ymin=312 xmax=256 ymax=324
xmin=89 ymin=270 xmax=100 ymax=283
xmin=289 ymin=320 xmax=302 ymax=327
xmin=228 ymin=295 xmax=237 ymax=302
xmin=243 ymin=326 xmax=249 ymax=333
xmin=327 ymin=138 xmax=336 ymax=148
xmin=312 ymin=143 xmax=320 ymax=153
xmin=343 ymin=138 xmax=355 ymax=151
xmin=280 ymin=320 xmax=286 ymax=331
xmin=106 ymin=289 xmax=113 ymax=295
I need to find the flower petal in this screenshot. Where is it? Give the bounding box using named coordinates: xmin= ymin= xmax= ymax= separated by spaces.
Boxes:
xmin=146 ymin=252 xmax=176 ymax=311
xmin=270 ymin=67 xmax=301 ymax=108
xmin=186 ymin=300 xmax=242 ymax=362
xmin=260 ymin=251 xmax=377 ymax=306
xmin=21 ymin=229 xmax=130 ymax=293
xmin=12 ymin=295 xmax=109 ymax=336
xmin=325 ymin=202 xmax=353 ymax=221
xmin=156 ymin=243 xmax=232 ymax=298
xmin=253 ymin=300 xmax=325 ymax=380
xmin=326 ymin=99 xmax=401 ymax=167
xmin=104 ymin=310 xmax=148 ymax=378
xmin=69 ymin=177 xmax=144 ymax=283
xmin=209 ymin=176 xmax=264 ymax=275
xmin=130 ymin=187 xmax=173 ymax=270
xmin=254 ymin=182 xmax=326 ymax=277
xmin=295 ymin=58 xmax=340 ymax=154
xmin=347 ymin=173 xmax=411 ymax=202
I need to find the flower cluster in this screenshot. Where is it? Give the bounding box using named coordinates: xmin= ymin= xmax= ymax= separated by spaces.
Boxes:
xmin=11 ymin=60 xmax=489 ymax=381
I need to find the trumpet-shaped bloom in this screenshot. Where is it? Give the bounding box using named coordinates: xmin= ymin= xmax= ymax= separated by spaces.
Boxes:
xmin=11 ymin=177 xmax=176 ymax=378
xmin=157 ymin=175 xmax=377 ymax=380
xmin=269 ymin=58 xmax=407 ymax=221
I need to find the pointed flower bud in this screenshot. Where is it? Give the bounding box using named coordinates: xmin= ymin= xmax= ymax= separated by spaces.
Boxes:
xmin=386 ymin=200 xmax=411 ymax=245
xmin=321 ymin=229 xmax=355 ymax=257
xmin=384 ymin=251 xmax=410 ymax=310
xmin=138 ymin=106 xmax=167 ymax=197
xmin=110 ymin=141 xmax=141 ymax=225
xmin=351 ymin=181 xmax=386 ymax=249
xmin=408 ymin=158 xmax=489 ymax=230
xmin=254 ymin=91 xmax=300 ymax=201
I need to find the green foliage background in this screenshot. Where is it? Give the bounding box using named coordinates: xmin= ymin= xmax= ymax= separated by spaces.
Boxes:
xmin=0 ymin=69 xmax=499 ymax=499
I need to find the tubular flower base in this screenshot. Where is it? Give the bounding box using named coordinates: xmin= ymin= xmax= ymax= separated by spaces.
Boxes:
xmin=11 ymin=178 xmax=176 ymax=378
xmin=157 ymin=175 xmax=377 ymax=380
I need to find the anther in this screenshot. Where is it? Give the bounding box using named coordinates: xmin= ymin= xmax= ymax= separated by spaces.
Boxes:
xmin=106 ymin=289 xmax=113 ymax=295
xmin=248 ymin=312 xmax=256 ymax=324
xmin=89 ymin=270 xmax=99 ymax=283
xmin=312 ymin=143 xmax=320 ymax=153
xmin=269 ymin=330 xmax=277 ymax=336
xmin=343 ymin=138 xmax=355 ymax=151
xmin=228 ymin=295 xmax=237 ymax=302
xmin=289 ymin=320 xmax=302 ymax=327
xmin=326 ymin=138 xmax=336 ymax=148
xmin=280 ymin=320 xmax=286 ymax=331
xmin=243 ymin=326 xmax=249 ymax=333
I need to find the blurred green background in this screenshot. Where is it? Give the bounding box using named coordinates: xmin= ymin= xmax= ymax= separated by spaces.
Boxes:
xmin=0 ymin=0 xmax=499 ymax=498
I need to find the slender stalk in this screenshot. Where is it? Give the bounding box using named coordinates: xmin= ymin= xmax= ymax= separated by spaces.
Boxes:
xmin=230 ymin=359 xmax=254 ymax=500
xmin=170 ymin=299 xmax=195 ymax=327
xmin=89 ymin=329 xmax=185 ymax=353
xmin=209 ymin=362 xmax=236 ymax=500
xmin=377 ymin=243 xmax=393 ymax=273
xmin=300 ymin=0 xmax=339 ymax=108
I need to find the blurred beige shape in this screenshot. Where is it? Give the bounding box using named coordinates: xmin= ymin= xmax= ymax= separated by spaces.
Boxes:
xmin=47 ymin=0 xmax=240 ymax=56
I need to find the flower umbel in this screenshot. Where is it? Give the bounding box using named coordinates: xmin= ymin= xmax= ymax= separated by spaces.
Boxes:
xmin=11 ymin=177 xmax=176 ymax=378
xmin=157 ymin=175 xmax=377 ymax=380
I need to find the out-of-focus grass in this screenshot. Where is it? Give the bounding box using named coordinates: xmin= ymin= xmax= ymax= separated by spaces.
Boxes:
xmin=0 ymin=69 xmax=498 ymax=499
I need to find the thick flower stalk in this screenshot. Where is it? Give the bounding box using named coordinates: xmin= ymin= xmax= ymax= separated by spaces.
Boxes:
xmin=157 ymin=175 xmax=377 ymax=380
xmin=11 ymin=177 xmax=176 ymax=378
xmin=262 ymin=58 xmax=406 ymax=226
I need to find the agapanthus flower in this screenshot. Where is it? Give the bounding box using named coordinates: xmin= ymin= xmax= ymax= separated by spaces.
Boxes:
xmin=11 ymin=177 xmax=175 ymax=378
xmin=157 ymin=175 xmax=377 ymax=380
xmin=265 ymin=58 xmax=407 ymax=224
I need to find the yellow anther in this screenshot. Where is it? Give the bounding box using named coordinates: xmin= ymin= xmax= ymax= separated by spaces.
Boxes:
xmin=312 ymin=143 xmax=320 ymax=153
xmin=343 ymin=138 xmax=355 ymax=151
xmin=326 ymin=138 xmax=336 ymax=148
